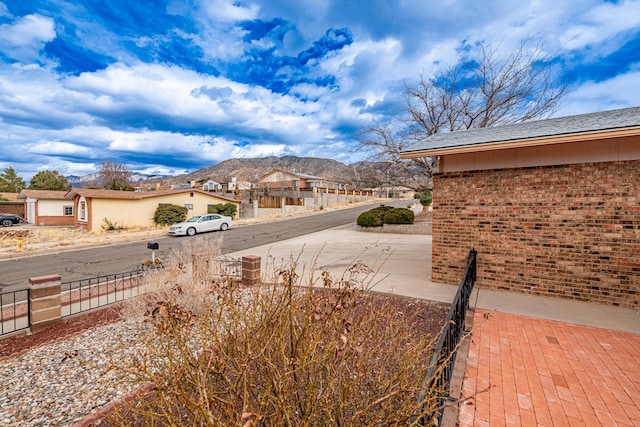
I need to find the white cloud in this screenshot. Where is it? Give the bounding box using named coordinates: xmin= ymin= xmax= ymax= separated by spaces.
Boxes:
xmin=555 ymin=70 xmax=640 ymax=116
xmin=559 ymin=1 xmax=640 ymax=51
xmin=29 ymin=141 xmax=93 ymax=156
xmin=200 ymin=0 xmax=260 ymax=22
xmin=0 ymin=14 xmax=55 ymax=62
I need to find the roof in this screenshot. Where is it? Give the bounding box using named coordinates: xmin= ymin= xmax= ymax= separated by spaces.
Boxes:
xmin=259 ymin=169 xmax=345 ymax=183
xmin=0 ymin=192 xmax=20 ymax=201
xmin=66 ymin=188 xmax=239 ymax=203
xmin=401 ymin=106 xmax=640 ymax=157
xmin=18 ymin=190 xmax=69 ymax=199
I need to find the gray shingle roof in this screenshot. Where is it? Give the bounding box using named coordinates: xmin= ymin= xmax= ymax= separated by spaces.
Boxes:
xmin=401 ymin=106 xmax=640 ymax=154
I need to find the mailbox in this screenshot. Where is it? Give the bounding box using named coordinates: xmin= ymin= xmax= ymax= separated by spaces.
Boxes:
xmin=147 ymin=242 xmax=159 ymax=250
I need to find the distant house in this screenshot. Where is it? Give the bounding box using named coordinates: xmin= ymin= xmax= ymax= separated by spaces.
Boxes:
xmin=401 ymin=106 xmax=640 ymax=309
xmin=0 ymin=192 xmax=24 ymax=218
xmin=65 ymin=188 xmax=240 ymax=231
xmin=18 ymin=190 xmax=74 ymax=226
xmin=366 ymin=186 xmax=415 ymax=199
xmin=201 ymin=179 xmax=225 ymax=192
xmin=258 ymin=169 xmax=346 ymax=191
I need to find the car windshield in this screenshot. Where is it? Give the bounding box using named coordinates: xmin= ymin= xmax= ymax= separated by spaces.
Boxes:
xmin=186 ymin=216 xmax=204 ymax=223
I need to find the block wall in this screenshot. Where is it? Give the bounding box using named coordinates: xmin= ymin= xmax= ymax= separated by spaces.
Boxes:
xmin=432 ymin=160 xmax=639 ymax=309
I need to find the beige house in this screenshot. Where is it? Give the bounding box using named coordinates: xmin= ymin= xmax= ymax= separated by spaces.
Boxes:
xmin=66 ymin=188 xmax=240 ymax=231
xmin=401 ymin=106 xmax=640 ymax=309
xmin=18 ymin=190 xmax=74 ymax=226
xmin=258 ymin=169 xmax=346 ymax=191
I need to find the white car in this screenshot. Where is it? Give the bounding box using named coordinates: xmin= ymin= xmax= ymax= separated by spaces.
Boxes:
xmin=168 ymin=214 xmax=233 ymax=236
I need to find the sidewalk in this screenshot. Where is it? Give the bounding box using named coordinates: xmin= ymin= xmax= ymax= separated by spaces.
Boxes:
xmin=228 ymin=225 xmax=640 ymax=334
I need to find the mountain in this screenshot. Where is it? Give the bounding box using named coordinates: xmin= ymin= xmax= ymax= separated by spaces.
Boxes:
xmin=66 ymin=172 xmax=171 ymax=188
xmin=143 ymin=156 xmax=357 ymax=187
xmin=68 ymin=156 xmax=429 ymax=190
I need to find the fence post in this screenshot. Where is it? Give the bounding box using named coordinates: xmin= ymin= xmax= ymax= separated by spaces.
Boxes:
xmin=242 ymin=256 xmax=261 ymax=286
xmin=28 ymin=274 xmax=62 ymax=333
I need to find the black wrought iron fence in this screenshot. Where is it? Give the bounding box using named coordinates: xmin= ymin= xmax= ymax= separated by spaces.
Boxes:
xmin=213 ymin=256 xmax=242 ymax=279
xmin=0 ymin=288 xmax=30 ymax=336
xmin=416 ymin=248 xmax=477 ymax=426
xmin=61 ymin=270 xmax=145 ymax=317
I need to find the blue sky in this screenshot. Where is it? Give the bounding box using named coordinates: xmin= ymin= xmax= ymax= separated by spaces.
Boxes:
xmin=1 ymin=0 xmax=639 ymax=181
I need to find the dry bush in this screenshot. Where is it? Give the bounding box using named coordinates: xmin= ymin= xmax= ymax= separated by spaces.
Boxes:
xmin=106 ymin=239 xmax=446 ymax=426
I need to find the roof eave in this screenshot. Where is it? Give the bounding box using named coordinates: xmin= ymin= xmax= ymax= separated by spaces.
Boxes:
xmin=400 ymin=127 xmax=640 ymax=159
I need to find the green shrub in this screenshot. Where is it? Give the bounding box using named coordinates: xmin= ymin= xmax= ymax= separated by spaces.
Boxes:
xmin=357 ymin=211 xmax=383 ymax=227
xmin=208 ymin=202 xmax=237 ymax=217
xmin=357 ymin=206 xmax=414 ymax=227
xmin=414 ymin=191 xmax=432 ymax=206
xmin=356 ymin=205 xmax=415 ymax=227
xmin=383 ymin=208 xmax=415 ymax=224
xmin=153 ymin=204 xmax=188 ymax=225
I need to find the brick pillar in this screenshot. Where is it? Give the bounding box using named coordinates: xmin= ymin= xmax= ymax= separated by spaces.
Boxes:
xmin=29 ymin=274 xmax=62 ymax=333
xmin=242 ymin=256 xmax=261 ymax=286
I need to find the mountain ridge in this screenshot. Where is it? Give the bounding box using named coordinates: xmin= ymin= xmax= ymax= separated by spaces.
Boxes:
xmin=67 ymin=156 xmax=425 ymax=190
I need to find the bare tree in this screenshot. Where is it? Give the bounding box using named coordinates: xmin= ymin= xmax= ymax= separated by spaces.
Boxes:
xmin=98 ymin=161 xmax=133 ymax=190
xmin=360 ymin=38 xmax=566 ymax=187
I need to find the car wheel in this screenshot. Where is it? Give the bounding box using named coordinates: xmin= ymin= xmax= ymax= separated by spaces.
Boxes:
xmin=220 ymin=223 xmax=228 ymax=231
xmin=1 ymin=219 xmax=12 ymax=227
xmin=186 ymin=227 xmax=197 ymax=236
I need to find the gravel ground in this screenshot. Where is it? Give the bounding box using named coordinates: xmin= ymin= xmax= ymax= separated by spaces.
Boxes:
xmin=0 ymin=319 xmax=144 ymax=427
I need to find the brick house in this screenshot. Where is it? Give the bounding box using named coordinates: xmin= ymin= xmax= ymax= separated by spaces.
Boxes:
xmin=0 ymin=192 xmax=24 ymax=217
xmin=401 ymin=106 xmax=640 ymax=309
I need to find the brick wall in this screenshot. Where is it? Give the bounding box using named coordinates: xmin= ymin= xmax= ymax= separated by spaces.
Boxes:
xmin=0 ymin=202 xmax=25 ymax=217
xmin=432 ymin=160 xmax=639 ymax=309
xmin=35 ymin=216 xmax=75 ymax=226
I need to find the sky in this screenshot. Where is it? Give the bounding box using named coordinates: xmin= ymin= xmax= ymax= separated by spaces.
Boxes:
xmin=1 ymin=0 xmax=639 ymax=181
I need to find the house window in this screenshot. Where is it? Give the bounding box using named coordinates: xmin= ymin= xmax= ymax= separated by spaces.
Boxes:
xmin=185 ymin=204 xmax=193 ymax=210
xmin=79 ymin=200 xmax=87 ymax=221
xmin=63 ymin=205 xmax=74 ymax=216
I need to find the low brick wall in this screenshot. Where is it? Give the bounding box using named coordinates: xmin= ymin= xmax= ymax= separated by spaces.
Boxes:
xmin=36 ymin=216 xmax=75 ymax=226
xmin=357 ymin=221 xmax=432 ymax=235
xmin=432 ymin=160 xmax=639 ymax=309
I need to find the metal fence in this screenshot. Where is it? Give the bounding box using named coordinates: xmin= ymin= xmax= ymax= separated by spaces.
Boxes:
xmin=0 ymin=288 xmax=30 ymax=336
xmin=213 ymin=256 xmax=242 ymax=279
xmin=61 ymin=270 xmax=146 ymax=318
xmin=0 ymin=255 xmax=244 ymax=337
xmin=416 ymin=248 xmax=477 ymax=425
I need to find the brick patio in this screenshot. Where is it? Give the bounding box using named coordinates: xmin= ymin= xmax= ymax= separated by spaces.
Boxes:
xmin=459 ymin=309 xmax=640 ymax=426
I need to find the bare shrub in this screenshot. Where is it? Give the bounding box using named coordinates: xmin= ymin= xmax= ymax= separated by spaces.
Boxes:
xmin=106 ymin=241 xmax=446 ymax=426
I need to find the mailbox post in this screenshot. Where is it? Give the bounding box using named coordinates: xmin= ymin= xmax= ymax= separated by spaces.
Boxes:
xmin=147 ymin=242 xmax=159 ymax=264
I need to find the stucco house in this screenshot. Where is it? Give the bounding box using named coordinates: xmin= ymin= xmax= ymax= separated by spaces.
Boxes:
xmin=401 ymin=106 xmax=640 ymax=310
xmin=18 ymin=190 xmax=74 ymax=226
xmin=66 ymin=188 xmax=240 ymax=231
xmin=258 ymin=169 xmax=346 ymax=191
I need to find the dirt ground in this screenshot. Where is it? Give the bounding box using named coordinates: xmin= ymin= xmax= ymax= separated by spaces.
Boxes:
xmin=0 ymin=225 xmax=169 ymax=256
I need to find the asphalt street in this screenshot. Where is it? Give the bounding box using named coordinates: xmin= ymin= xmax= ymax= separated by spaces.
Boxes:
xmin=0 ymin=200 xmax=409 ymax=291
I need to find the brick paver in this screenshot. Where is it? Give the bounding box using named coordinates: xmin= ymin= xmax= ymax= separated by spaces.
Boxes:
xmin=459 ymin=309 xmax=640 ymax=427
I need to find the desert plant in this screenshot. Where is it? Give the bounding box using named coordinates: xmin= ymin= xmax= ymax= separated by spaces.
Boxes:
xmin=106 ymin=245 xmax=447 ymax=426
xmin=208 ymin=202 xmax=238 ymax=218
xmin=154 ymin=204 xmax=188 ymax=225
xmin=101 ymin=218 xmax=124 ymax=231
